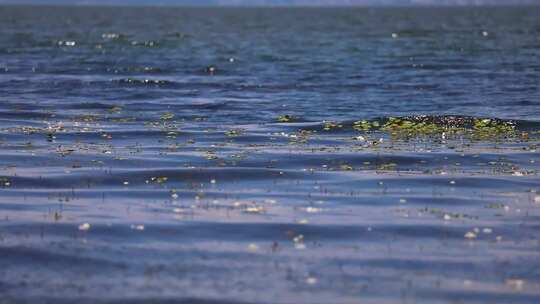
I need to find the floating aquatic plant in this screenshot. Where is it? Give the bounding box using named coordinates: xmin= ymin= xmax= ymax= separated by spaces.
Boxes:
xmin=110 ymin=117 xmax=135 ymax=123
xmin=0 ymin=177 xmax=11 ymax=187
xmin=160 ymin=113 xmax=175 ymax=121
xmin=146 ymin=176 xmax=168 ymax=184
xmin=288 ymin=130 xmax=313 ymax=145
xmin=277 ymin=115 xmax=295 ymax=123
xmin=339 ymin=164 xmax=354 ymax=171
xmin=78 ymin=114 xmax=99 ymax=122
xmin=225 ymin=129 xmax=244 ymax=137
xmin=322 ymin=121 xmax=343 ymax=131
xmin=349 ymin=116 xmax=521 ymax=141
xmin=352 ymin=120 xmax=373 ymax=131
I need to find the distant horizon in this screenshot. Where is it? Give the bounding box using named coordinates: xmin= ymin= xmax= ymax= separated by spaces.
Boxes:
xmin=0 ymin=0 xmax=539 ymax=6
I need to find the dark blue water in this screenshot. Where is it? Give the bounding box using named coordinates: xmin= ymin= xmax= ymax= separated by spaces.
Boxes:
xmin=0 ymin=5 xmax=539 ymax=304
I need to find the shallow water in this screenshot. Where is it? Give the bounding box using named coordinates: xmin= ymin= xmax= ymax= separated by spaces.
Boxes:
xmin=0 ymin=5 xmax=540 ymax=304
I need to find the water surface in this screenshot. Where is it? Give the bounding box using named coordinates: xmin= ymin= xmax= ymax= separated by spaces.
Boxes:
xmin=0 ymin=5 xmax=539 ymax=304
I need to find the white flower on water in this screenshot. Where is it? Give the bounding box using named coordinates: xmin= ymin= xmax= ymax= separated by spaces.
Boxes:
xmin=464 ymin=231 xmax=477 ymax=239
xmin=131 ymin=224 xmax=144 ymax=231
xmin=305 ymin=206 xmax=322 ymax=213
xmin=78 ymin=223 xmax=91 ymax=231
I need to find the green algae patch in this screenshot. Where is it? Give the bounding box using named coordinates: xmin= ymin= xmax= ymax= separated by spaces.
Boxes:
xmin=160 ymin=113 xmax=175 ymax=121
xmin=225 ymin=129 xmax=244 ymax=137
xmin=339 ymin=164 xmax=354 ymax=171
xmin=108 ymin=106 xmax=123 ymax=114
xmin=353 ymin=120 xmax=377 ymax=131
xmin=277 ymin=115 xmax=296 ymax=123
xmin=349 ymin=116 xmax=522 ymax=141
xmin=78 ymin=114 xmax=100 ymax=122
xmin=288 ymin=130 xmax=314 ymax=145
xmin=147 ymin=176 xmax=169 ymax=184
xmin=382 ymin=117 xmax=445 ymax=136
xmin=323 ymin=121 xmax=343 ymax=131
xmin=110 ymin=117 xmax=136 ymax=123
xmin=471 ymin=118 xmax=517 ymax=140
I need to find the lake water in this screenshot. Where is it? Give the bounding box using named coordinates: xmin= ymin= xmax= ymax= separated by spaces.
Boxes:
xmin=0 ymin=5 xmax=539 ymax=304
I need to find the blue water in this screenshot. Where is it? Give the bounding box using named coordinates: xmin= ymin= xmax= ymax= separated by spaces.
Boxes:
xmin=0 ymin=5 xmax=539 ymax=304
